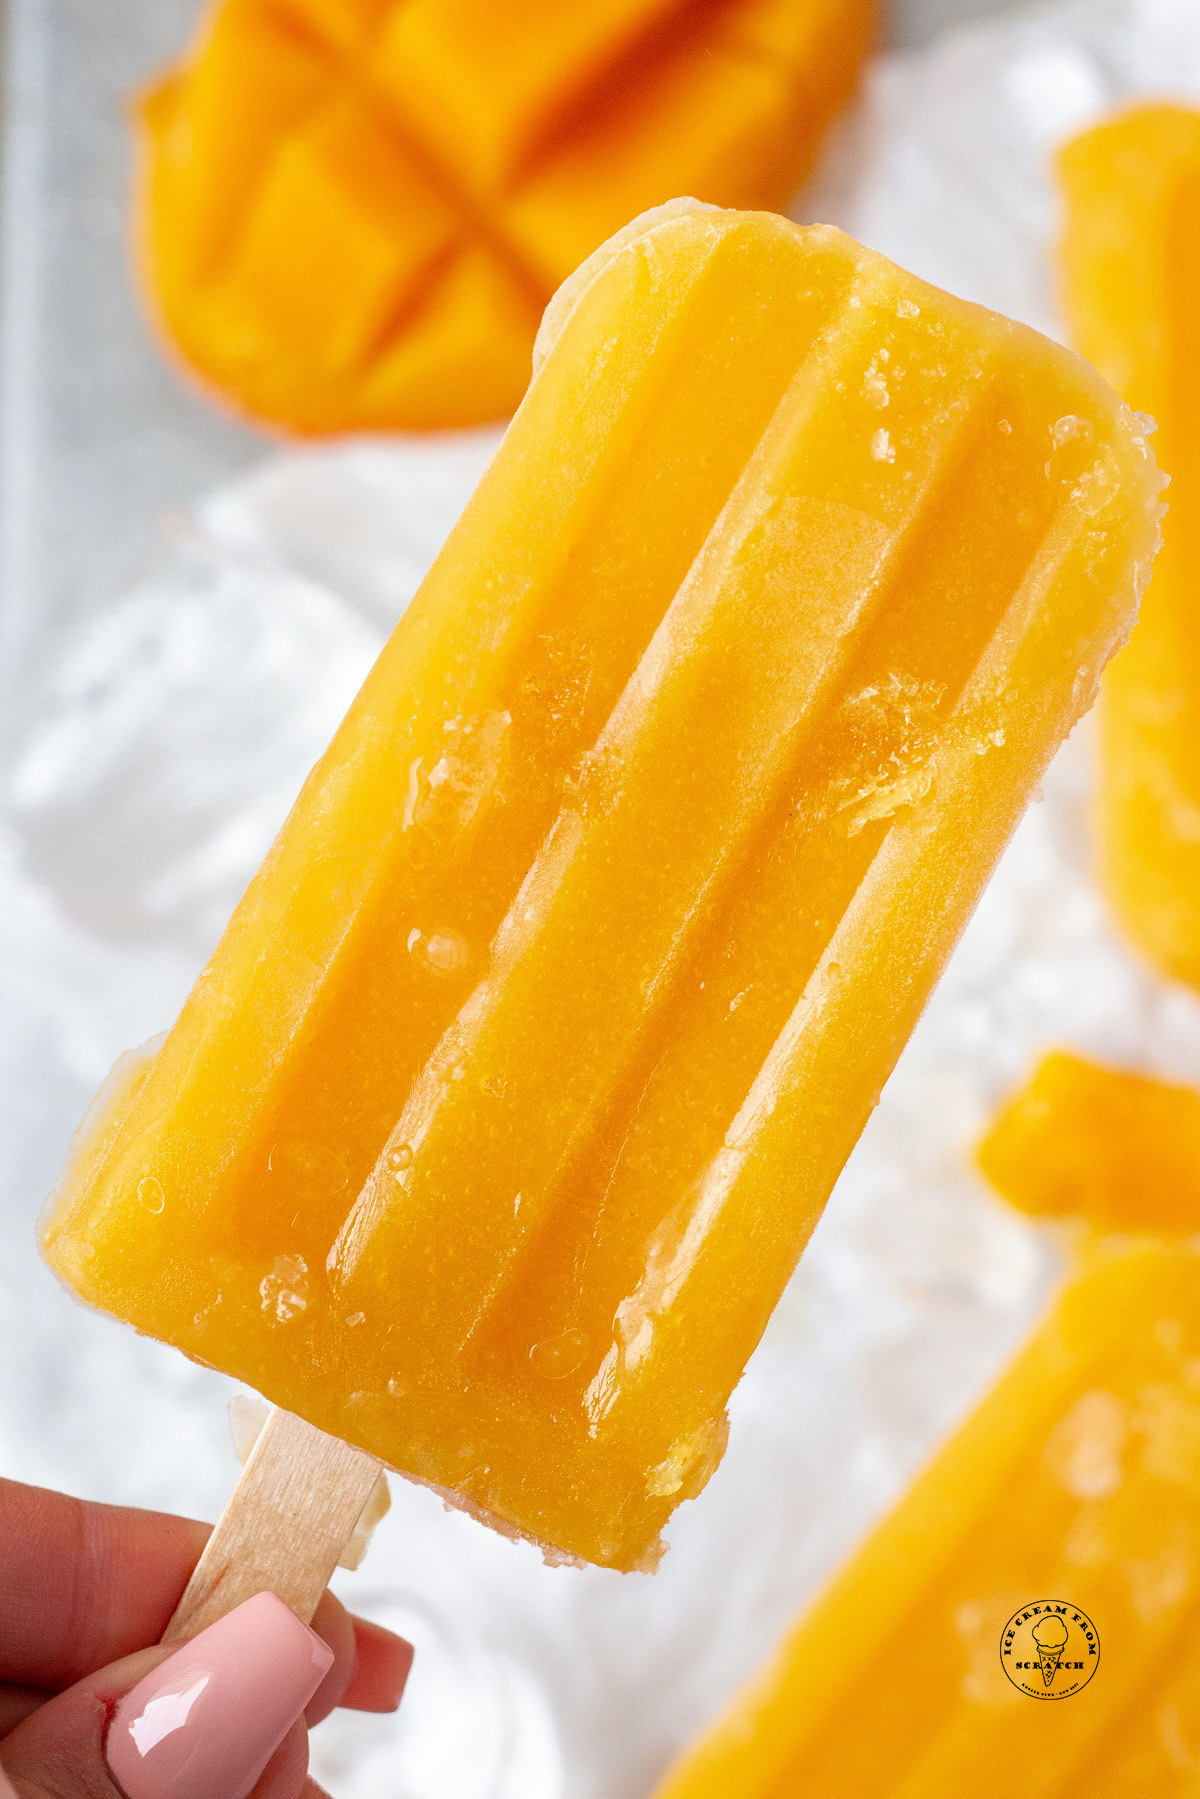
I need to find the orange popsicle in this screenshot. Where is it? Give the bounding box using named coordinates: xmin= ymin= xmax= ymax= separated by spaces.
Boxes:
xmin=655 ymin=1054 xmax=1200 ymax=1796
xmin=979 ymin=1049 xmax=1200 ymax=1235
xmin=137 ymin=0 xmax=875 ymax=431
xmin=42 ymin=203 xmax=1162 ymax=1571
xmin=1059 ymin=105 xmax=1200 ymax=985
xmin=653 ymin=1238 xmax=1200 ymax=1798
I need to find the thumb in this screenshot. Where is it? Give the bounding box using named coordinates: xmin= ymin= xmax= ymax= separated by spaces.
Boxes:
xmin=0 ymin=1592 xmax=332 ymax=1799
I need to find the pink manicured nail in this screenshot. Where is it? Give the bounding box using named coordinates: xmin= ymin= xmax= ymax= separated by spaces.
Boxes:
xmin=106 ymin=1592 xmax=333 ymax=1799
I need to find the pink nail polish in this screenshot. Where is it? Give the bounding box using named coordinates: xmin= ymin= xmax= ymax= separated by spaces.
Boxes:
xmin=106 ymin=1592 xmax=334 ymax=1799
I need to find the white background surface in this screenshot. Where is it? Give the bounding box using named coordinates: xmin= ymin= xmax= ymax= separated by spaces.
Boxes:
xmin=3 ymin=2 xmax=1200 ymax=1795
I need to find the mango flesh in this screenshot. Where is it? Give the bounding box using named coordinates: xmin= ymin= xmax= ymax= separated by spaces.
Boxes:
xmin=1058 ymin=106 xmax=1200 ymax=986
xmin=136 ymin=0 xmax=876 ymax=432
xmin=42 ymin=206 xmax=1162 ymax=1569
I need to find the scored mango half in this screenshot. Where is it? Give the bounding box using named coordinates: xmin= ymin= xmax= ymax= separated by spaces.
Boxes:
xmin=135 ymin=0 xmax=876 ymax=432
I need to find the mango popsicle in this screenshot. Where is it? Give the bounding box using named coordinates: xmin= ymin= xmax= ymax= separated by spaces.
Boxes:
xmin=654 ymin=1056 xmax=1200 ymax=1798
xmin=42 ymin=202 xmax=1162 ymax=1572
xmin=653 ymin=1235 xmax=1200 ymax=1799
xmin=979 ymin=1049 xmax=1200 ymax=1235
xmin=1058 ymin=106 xmax=1200 ymax=985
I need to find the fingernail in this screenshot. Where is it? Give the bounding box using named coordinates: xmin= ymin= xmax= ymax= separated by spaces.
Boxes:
xmin=0 ymin=1765 xmax=18 ymax=1797
xmin=344 ymin=1617 xmax=415 ymax=1712
xmin=106 ymin=1591 xmax=333 ymax=1799
xmin=376 ymin=1633 xmax=415 ymax=1711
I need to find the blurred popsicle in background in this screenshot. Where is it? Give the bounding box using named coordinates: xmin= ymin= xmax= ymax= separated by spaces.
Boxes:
xmin=654 ymin=1051 xmax=1200 ymax=1798
xmin=1059 ymin=105 xmax=1200 ymax=987
xmin=979 ymin=1050 xmax=1200 ymax=1235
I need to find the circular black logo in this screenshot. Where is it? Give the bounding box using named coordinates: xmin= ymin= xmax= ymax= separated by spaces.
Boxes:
xmin=1000 ymin=1602 xmax=1099 ymax=1699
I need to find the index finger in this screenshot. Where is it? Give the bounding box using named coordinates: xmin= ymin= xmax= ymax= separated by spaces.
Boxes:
xmin=0 ymin=1479 xmax=410 ymax=1713
xmin=0 ymin=1477 xmax=207 ymax=1689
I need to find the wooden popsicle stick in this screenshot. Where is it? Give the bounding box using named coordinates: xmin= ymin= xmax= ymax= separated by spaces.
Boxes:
xmin=163 ymin=1406 xmax=383 ymax=1642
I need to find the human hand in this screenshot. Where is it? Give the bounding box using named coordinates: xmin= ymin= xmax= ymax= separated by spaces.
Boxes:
xmin=0 ymin=1476 xmax=412 ymax=1799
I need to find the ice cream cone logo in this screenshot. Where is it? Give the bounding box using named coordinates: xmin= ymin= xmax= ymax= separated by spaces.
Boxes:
xmin=999 ymin=1601 xmax=1099 ymax=1700
xmin=1032 ymin=1615 xmax=1069 ymax=1686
